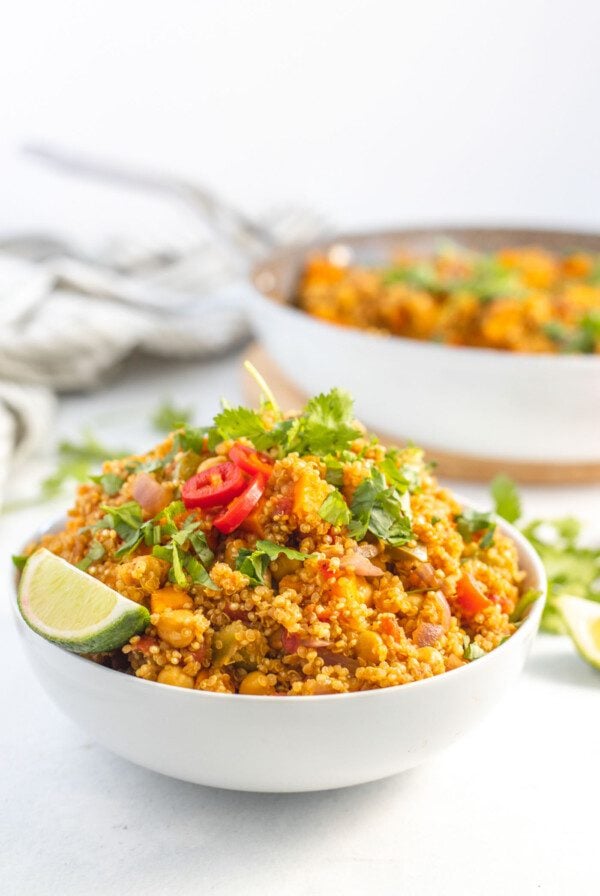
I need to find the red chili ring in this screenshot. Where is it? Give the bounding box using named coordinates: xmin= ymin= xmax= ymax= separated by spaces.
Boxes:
xmin=213 ymin=474 xmax=267 ymax=534
xmin=229 ymin=442 xmax=274 ymax=479
xmin=181 ymin=461 xmax=247 ymax=510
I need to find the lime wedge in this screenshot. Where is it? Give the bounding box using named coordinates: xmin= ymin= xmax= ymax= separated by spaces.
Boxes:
xmin=18 ymin=548 xmax=149 ymax=653
xmin=555 ymin=595 xmax=600 ymax=670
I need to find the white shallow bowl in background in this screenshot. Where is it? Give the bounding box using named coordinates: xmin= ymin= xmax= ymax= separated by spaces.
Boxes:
xmin=249 ymin=226 xmax=600 ymax=465
xmin=13 ymin=515 xmax=545 ymax=793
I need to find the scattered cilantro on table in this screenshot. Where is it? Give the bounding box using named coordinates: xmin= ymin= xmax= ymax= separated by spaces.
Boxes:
xmin=152 ymin=400 xmax=194 ymax=434
xmin=490 ymin=475 xmax=600 ymax=636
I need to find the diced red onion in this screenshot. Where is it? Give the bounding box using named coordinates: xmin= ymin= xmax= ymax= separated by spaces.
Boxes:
xmin=132 ymin=473 xmax=170 ymax=517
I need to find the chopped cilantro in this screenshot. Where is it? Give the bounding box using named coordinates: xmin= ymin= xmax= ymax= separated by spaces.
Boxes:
xmin=152 ymin=400 xmax=193 ymax=433
xmin=543 ymin=313 xmax=600 ymax=354
xmin=319 ymin=490 xmax=351 ymax=527
xmin=464 ymin=641 xmax=486 ymax=661
xmin=521 ymin=517 xmax=600 ymax=634
xmin=491 ymin=474 xmax=521 ymax=524
xmin=90 ymin=473 xmax=125 ymax=497
xmin=236 ymin=540 xmax=311 ymax=586
xmin=323 ymin=455 xmax=345 ymax=488
xmin=382 ymin=263 xmax=441 ymax=292
xmin=348 ymin=469 xmax=413 ymax=546
xmin=456 ymin=257 xmax=524 ymax=303
xmin=379 ymin=453 xmax=421 ymax=493
xmin=100 ymin=502 xmax=143 ymax=539
xmin=455 ymin=508 xmax=496 ymax=548
xmin=144 ymin=500 xmax=217 ymax=589
xmin=77 ymin=540 xmax=106 ymax=571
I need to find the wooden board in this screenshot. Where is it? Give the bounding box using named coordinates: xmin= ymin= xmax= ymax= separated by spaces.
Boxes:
xmin=242 ymin=343 xmax=600 ymax=484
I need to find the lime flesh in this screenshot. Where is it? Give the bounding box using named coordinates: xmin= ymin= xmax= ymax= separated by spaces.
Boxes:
xmin=18 ymin=548 xmax=149 ymax=653
xmin=555 ymin=595 xmax=600 ymax=671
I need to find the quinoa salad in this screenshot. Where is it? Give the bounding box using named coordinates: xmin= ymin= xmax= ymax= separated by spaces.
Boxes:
xmin=26 ymin=385 xmax=529 ymax=696
xmin=298 ymin=245 xmax=600 ymax=354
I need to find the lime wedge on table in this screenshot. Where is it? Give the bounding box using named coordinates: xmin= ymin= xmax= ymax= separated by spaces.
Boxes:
xmin=18 ymin=548 xmax=149 ymax=654
xmin=555 ymin=595 xmax=600 ymax=671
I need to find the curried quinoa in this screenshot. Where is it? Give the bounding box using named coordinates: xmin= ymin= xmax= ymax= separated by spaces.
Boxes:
xmin=297 ymin=246 xmax=600 ymax=354
xmin=28 ymin=386 xmax=527 ymax=695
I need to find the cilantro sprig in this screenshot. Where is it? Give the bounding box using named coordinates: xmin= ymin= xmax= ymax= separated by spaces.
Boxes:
xmin=348 ymin=469 xmax=413 ymax=546
xmin=207 ymin=387 xmax=362 ymax=459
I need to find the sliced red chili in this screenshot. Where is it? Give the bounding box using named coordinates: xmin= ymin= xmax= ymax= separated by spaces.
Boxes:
xmin=229 ymin=442 xmax=274 ymax=478
xmin=213 ymin=474 xmax=267 ymax=534
xmin=181 ymin=461 xmax=246 ymax=510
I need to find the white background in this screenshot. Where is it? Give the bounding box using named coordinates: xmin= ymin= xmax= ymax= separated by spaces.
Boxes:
xmin=1 ymin=0 xmax=600 ymax=237
xmin=1 ymin=3 xmax=600 ymax=895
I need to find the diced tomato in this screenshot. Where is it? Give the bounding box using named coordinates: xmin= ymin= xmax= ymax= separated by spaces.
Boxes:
xmin=455 ymin=572 xmax=492 ymax=616
xmin=229 ymin=442 xmax=274 ymax=479
xmin=213 ymin=474 xmax=267 ymax=534
xmin=380 ymin=615 xmax=403 ymax=641
xmin=133 ymin=635 xmax=157 ymax=655
xmin=181 ymin=461 xmax=246 ymax=510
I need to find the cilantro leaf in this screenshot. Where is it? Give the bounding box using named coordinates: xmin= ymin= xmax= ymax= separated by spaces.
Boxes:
xmin=186 ymin=556 xmax=217 ymax=590
xmin=319 ymin=490 xmax=351 ymax=527
xmin=77 ymin=540 xmax=106 ymax=571
xmin=189 ymin=530 xmax=214 ymax=567
xmin=521 ymin=517 xmax=600 ymax=633
xmin=152 ymin=400 xmax=193 ymax=433
xmin=90 ymin=473 xmax=125 ymax=497
xmin=236 ymin=540 xmax=310 ymax=586
xmin=323 ymin=455 xmax=345 ymax=488
xmin=100 ymin=502 xmax=143 ymax=539
xmin=455 ymin=509 xmax=496 ymax=548
xmin=491 ymin=475 xmax=521 ymax=524
xmin=348 ymin=469 xmax=413 ymax=546
xmin=212 ymin=407 xmax=271 ymax=447
xmin=379 ymin=455 xmax=421 ymax=493
xmin=382 ymin=263 xmax=441 ymax=292
xmin=464 ymin=641 xmax=486 ymax=661
xmin=294 ymin=389 xmax=361 ymax=455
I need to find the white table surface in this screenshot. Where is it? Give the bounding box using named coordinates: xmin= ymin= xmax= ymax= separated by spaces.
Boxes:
xmin=2 ymin=349 xmax=599 ymax=896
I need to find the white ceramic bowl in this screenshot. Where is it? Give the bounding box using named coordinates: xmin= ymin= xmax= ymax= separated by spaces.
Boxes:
xmin=13 ymin=515 xmax=546 ymax=792
xmin=249 ymin=226 xmax=600 ymax=465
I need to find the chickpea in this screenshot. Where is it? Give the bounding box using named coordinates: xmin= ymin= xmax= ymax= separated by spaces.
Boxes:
xmin=239 ymin=670 xmax=274 ymax=695
xmin=177 ymin=451 xmax=201 ymax=481
xmin=156 ymin=609 xmax=196 ymax=648
xmin=271 ymin=555 xmax=302 ymax=583
xmin=151 ymin=586 xmax=193 ymax=614
xmin=355 ymin=630 xmax=387 ymax=664
xmin=157 ymin=665 xmax=195 ymax=689
xmin=197 ymin=456 xmax=225 ymax=473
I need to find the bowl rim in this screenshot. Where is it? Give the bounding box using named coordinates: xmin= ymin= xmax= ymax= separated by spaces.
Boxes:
xmin=13 ymin=509 xmax=547 ymax=703
xmin=251 ymin=223 xmax=600 ymax=365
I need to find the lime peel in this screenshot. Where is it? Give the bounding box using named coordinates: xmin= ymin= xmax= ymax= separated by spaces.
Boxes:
xmin=18 ymin=548 xmax=149 ymax=654
xmin=555 ymin=595 xmax=600 ymax=671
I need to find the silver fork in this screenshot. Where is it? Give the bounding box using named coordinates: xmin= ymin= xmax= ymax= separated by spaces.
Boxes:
xmin=23 ymin=143 xmax=280 ymax=259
